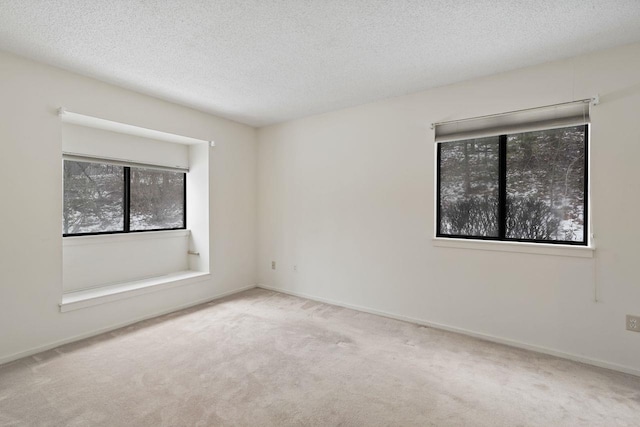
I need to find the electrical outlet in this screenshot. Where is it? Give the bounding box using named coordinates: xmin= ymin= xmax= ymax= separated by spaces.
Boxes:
xmin=627 ymin=315 xmax=640 ymax=332
xmin=293 ymin=265 xmax=297 ymax=272
xmin=271 ymin=261 xmax=276 ymax=270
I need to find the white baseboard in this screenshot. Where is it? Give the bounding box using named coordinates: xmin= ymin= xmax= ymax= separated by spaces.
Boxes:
xmin=0 ymin=284 xmax=257 ymax=367
xmin=7 ymin=283 xmax=638 ymax=378
xmin=257 ymin=284 xmax=640 ymax=378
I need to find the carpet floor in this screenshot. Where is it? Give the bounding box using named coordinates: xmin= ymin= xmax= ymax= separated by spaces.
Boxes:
xmin=1 ymin=288 xmax=639 ymax=426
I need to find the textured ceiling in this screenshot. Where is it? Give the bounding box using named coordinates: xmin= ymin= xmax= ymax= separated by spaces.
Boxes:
xmin=1 ymin=1 xmax=640 ymax=127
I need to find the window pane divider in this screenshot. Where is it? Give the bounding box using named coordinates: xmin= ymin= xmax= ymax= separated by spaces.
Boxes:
xmin=498 ymin=135 xmax=507 ymax=239
xmin=123 ymin=167 xmax=131 ymax=233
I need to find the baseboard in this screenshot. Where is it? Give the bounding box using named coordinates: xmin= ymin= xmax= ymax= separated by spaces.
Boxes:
xmin=0 ymin=284 xmax=257 ymax=367
xmin=8 ymin=283 xmax=638 ymax=378
xmin=257 ymin=284 xmax=640 ymax=378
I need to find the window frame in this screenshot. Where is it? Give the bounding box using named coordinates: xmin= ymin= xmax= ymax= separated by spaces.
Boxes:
xmin=436 ymin=124 xmax=589 ymax=246
xmin=63 ymin=160 xmax=187 ymax=237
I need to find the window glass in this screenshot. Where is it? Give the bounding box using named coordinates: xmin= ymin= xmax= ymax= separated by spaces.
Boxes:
xmin=63 ymin=161 xmax=124 ymax=235
xmin=437 ymin=125 xmax=587 ymax=245
xmin=439 ymin=137 xmax=500 ymax=237
xmin=506 ymin=126 xmax=586 ymax=242
xmin=130 ymin=168 xmax=185 ymax=231
xmin=63 ymin=160 xmax=186 ymax=236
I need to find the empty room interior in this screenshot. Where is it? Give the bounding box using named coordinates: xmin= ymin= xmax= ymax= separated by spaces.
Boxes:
xmin=2 ymin=1 xmax=640 ymax=425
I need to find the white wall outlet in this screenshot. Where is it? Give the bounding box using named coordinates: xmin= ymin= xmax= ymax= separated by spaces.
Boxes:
xmin=293 ymin=265 xmax=297 ymax=272
xmin=626 ymin=315 xmax=640 ymax=332
xmin=271 ymin=261 xmax=276 ymax=270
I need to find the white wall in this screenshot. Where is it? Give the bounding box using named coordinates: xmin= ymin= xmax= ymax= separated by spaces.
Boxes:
xmin=0 ymin=51 xmax=257 ymax=363
xmin=62 ymin=231 xmax=190 ymax=292
xmin=3 ymin=43 xmax=639 ymax=374
xmin=257 ymin=43 xmax=640 ymax=374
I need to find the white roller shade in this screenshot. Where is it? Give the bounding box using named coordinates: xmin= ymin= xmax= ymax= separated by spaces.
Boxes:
xmin=62 ymin=122 xmax=189 ymax=171
xmin=434 ymin=99 xmax=592 ymax=143
xmin=62 ymin=153 xmax=189 ymax=173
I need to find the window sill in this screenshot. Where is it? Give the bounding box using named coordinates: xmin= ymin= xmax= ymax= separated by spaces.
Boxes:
xmin=60 ymin=270 xmax=210 ymax=312
xmin=432 ymin=238 xmax=594 ymax=258
xmin=63 ymin=229 xmax=190 ymax=246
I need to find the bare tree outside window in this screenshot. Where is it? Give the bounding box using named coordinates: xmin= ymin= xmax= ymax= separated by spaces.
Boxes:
xmin=63 ymin=160 xmax=186 ymax=236
xmin=130 ymin=168 xmax=185 ymax=231
xmin=439 ymin=137 xmax=499 ymax=237
xmin=506 ymin=126 xmax=585 ymax=242
xmin=63 ymin=161 xmax=124 ymax=234
xmin=437 ymin=125 xmax=587 ymax=244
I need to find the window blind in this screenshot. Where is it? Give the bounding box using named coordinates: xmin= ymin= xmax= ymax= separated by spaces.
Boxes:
xmin=434 ymin=99 xmax=592 ymax=143
xmin=62 ymin=153 xmax=189 ymax=173
xmin=62 ymin=123 xmax=190 ymax=171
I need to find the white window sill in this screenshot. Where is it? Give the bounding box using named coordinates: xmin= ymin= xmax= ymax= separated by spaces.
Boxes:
xmin=60 ymin=270 xmax=210 ymax=312
xmin=63 ymin=229 xmax=190 ymax=246
xmin=432 ymin=238 xmax=594 ymax=258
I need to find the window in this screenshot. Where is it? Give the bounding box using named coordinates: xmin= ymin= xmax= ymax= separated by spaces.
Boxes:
xmin=437 ymin=124 xmax=588 ymax=245
xmin=63 ymin=159 xmax=186 ymax=236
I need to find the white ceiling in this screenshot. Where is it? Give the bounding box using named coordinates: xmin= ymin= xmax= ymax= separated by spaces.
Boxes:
xmin=1 ymin=1 xmax=640 ymax=127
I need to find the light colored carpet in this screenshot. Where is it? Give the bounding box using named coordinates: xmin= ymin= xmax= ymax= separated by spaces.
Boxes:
xmin=1 ymin=288 xmax=639 ymax=426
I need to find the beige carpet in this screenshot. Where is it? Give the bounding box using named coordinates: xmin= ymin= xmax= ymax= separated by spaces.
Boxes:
xmin=1 ymin=289 xmax=639 ymax=426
